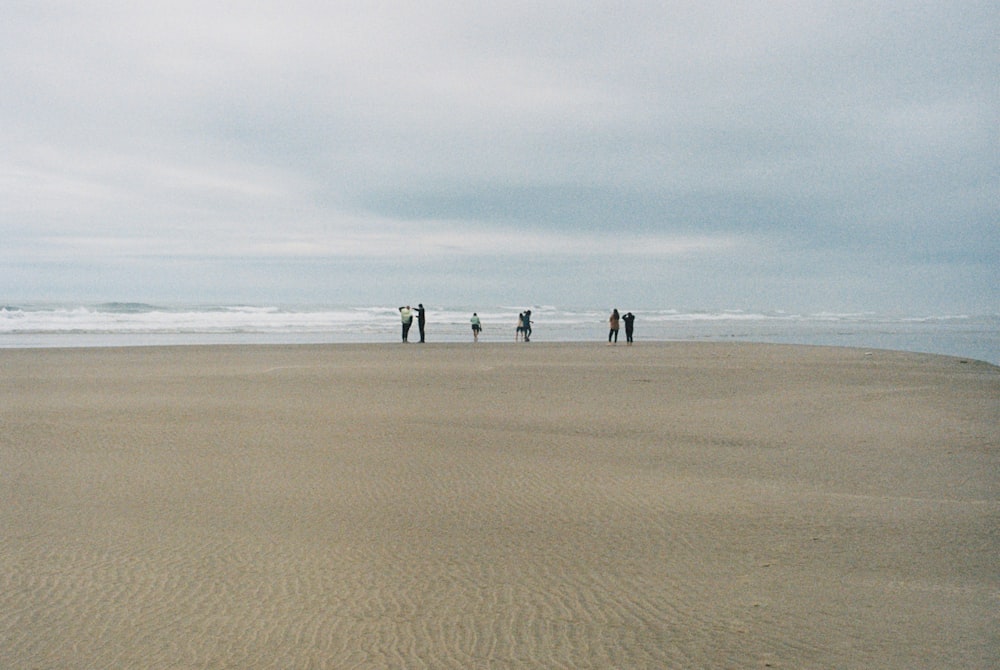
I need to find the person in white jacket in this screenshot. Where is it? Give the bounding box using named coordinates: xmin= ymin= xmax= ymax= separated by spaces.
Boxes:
xmin=398 ymin=306 xmax=413 ymax=342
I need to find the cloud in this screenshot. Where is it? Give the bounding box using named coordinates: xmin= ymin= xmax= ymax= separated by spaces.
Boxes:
xmin=0 ymin=1 xmax=996 ymax=311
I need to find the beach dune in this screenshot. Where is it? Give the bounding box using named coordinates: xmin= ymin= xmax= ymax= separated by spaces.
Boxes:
xmin=1 ymin=343 xmax=997 ymax=668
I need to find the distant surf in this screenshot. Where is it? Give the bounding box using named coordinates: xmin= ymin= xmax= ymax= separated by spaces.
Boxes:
xmin=1 ymin=303 xmax=997 ymax=365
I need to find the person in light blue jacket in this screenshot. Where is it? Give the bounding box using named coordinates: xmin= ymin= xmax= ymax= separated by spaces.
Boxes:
xmin=470 ymin=313 xmax=482 ymax=342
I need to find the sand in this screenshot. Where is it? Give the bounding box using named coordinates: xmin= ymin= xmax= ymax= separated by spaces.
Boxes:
xmin=1 ymin=342 xmax=997 ymax=669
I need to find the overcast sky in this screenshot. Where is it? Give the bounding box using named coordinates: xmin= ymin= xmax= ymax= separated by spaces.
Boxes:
xmin=3 ymin=1 xmax=997 ymax=312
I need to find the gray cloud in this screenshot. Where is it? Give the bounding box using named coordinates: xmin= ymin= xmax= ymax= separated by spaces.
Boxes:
xmin=1 ymin=1 xmax=996 ymax=312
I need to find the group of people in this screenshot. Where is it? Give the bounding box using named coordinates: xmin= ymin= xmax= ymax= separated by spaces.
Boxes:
xmin=608 ymin=308 xmax=636 ymax=344
xmin=397 ymin=304 xmax=426 ymax=343
xmin=399 ymin=305 xmax=635 ymax=344
xmin=515 ymin=310 xmax=532 ymax=342
xmin=471 ymin=310 xmax=535 ymax=343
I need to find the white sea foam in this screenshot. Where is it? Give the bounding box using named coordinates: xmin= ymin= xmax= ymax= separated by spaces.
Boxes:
xmin=1 ymin=303 xmax=997 ymax=364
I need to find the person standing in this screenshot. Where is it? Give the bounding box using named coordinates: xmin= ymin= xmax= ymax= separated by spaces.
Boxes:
xmin=516 ymin=312 xmax=525 ymax=341
xmin=623 ymin=311 xmax=635 ymax=344
xmin=415 ymin=303 xmax=426 ymax=343
xmin=522 ymin=310 xmax=532 ymax=342
xmin=398 ymin=305 xmax=413 ymax=342
xmin=608 ymin=308 xmax=620 ymax=344
xmin=470 ymin=313 xmax=482 ymax=342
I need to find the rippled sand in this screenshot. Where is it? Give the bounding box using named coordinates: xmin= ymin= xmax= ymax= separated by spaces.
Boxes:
xmin=2 ymin=343 xmax=997 ymax=668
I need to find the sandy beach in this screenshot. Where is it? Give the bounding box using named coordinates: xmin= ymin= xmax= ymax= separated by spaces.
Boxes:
xmin=1 ymin=342 xmax=997 ymax=669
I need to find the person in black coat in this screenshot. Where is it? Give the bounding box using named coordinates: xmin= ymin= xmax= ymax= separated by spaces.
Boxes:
xmin=622 ymin=311 xmax=635 ymax=344
xmin=415 ymin=304 xmax=426 ymax=343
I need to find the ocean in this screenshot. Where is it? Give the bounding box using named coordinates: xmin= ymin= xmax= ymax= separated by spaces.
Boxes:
xmin=1 ymin=303 xmax=997 ymax=366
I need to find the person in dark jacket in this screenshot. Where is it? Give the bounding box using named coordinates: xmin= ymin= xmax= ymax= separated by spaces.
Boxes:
xmin=415 ymin=304 xmax=426 ymax=343
xmin=623 ymin=311 xmax=635 ymax=344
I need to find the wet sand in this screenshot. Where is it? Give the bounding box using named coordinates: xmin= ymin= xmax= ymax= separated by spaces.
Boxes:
xmin=1 ymin=342 xmax=997 ymax=668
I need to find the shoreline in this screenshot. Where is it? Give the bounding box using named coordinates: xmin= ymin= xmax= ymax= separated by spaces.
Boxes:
xmin=3 ymin=342 xmax=997 ymax=668
xmin=3 ymin=306 xmax=998 ymax=366
xmin=2 ymin=339 xmax=998 ymax=371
